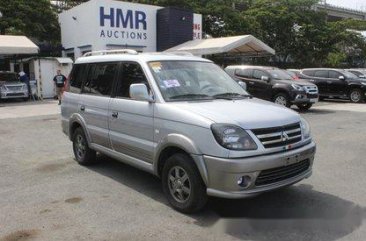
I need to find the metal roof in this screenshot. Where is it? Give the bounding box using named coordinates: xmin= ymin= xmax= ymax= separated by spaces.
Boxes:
xmin=165 ymin=35 xmax=275 ymax=56
xmin=0 ymin=35 xmax=39 ymax=55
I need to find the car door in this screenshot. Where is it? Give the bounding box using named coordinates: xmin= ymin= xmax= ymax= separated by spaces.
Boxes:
xmin=251 ymin=69 xmax=271 ymax=100
xmin=328 ymin=70 xmax=347 ymax=96
xmin=79 ymin=62 xmax=117 ymax=148
xmin=313 ymin=70 xmax=329 ymax=95
xmin=108 ymin=62 xmax=155 ymax=163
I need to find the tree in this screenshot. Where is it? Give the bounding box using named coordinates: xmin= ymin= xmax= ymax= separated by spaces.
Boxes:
xmin=0 ymin=0 xmax=60 ymax=43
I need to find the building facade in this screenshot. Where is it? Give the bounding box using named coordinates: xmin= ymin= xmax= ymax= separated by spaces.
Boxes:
xmin=59 ymin=0 xmax=202 ymax=59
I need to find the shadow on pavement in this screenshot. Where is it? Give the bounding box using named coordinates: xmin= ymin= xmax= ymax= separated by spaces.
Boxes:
xmin=87 ymin=155 xmax=365 ymax=241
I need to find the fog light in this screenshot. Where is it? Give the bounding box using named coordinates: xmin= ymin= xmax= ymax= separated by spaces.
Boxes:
xmin=237 ymin=175 xmax=252 ymax=188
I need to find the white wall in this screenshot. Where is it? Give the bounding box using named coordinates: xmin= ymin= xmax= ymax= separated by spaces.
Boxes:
xmin=59 ymin=0 xmax=163 ymax=58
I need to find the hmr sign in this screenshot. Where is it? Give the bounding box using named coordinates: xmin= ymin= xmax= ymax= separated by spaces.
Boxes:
xmin=99 ymin=7 xmax=148 ymax=40
xmin=59 ymin=0 xmax=202 ymax=58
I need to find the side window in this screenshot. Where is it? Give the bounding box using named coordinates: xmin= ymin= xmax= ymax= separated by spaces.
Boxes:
xmin=116 ymin=62 xmax=148 ymax=98
xmin=314 ymin=70 xmax=328 ymax=78
xmin=83 ymin=63 xmax=117 ymax=96
xmin=235 ymin=69 xmax=253 ymax=78
xmin=302 ymin=70 xmax=315 ymax=77
xmin=329 ymin=71 xmax=342 ymax=79
xmin=69 ymin=64 xmax=86 ymax=93
xmin=252 ymin=70 xmax=268 ymax=80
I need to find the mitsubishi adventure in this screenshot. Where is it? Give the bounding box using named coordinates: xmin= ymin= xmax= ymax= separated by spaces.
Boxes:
xmin=61 ymin=50 xmax=316 ymax=213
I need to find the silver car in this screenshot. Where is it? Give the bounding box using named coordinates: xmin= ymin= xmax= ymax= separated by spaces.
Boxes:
xmin=61 ymin=50 xmax=316 ymax=213
xmin=0 ymin=71 xmax=29 ymax=101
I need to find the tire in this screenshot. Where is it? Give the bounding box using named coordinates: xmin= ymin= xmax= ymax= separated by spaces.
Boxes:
xmin=297 ymin=103 xmax=313 ymax=111
xmin=72 ymin=127 xmax=96 ymax=165
xmin=349 ymin=88 xmax=364 ymax=103
xmin=162 ymin=153 xmax=207 ymax=213
xmin=273 ymin=93 xmax=291 ymax=108
xmin=23 ymin=98 xmax=28 ymax=101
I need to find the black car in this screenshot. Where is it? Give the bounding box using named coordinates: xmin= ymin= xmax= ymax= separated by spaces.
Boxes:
xmin=225 ymin=66 xmax=319 ymax=110
xmin=300 ymin=68 xmax=366 ymax=103
xmin=346 ymin=69 xmax=366 ymax=79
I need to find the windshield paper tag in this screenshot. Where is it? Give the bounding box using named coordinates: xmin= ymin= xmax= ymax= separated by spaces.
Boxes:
xmin=163 ymin=79 xmax=180 ymax=88
xmin=150 ymin=62 xmax=162 ymax=72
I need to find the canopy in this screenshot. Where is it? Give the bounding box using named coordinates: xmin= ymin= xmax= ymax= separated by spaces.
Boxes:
xmin=165 ymin=35 xmax=275 ymax=56
xmin=0 ymin=35 xmax=39 ymax=55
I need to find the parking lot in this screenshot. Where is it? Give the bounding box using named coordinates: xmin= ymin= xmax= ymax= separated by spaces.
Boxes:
xmin=0 ymin=100 xmax=365 ymax=241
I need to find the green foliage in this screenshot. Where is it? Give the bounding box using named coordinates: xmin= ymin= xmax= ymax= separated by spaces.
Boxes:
xmin=326 ymin=52 xmax=347 ymax=67
xmin=0 ymin=0 xmax=60 ymax=43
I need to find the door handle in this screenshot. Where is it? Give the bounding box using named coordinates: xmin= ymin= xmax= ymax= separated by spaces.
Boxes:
xmin=249 ymin=82 xmax=255 ymax=85
xmin=80 ymin=105 xmax=85 ymax=111
xmin=327 ymin=81 xmax=332 ymax=84
xmin=111 ymin=112 xmax=118 ymax=118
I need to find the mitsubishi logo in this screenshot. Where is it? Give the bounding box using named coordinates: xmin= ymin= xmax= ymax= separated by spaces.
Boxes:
xmin=281 ymin=131 xmax=289 ymax=142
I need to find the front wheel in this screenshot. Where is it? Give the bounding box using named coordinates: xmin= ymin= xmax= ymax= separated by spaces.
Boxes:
xmin=297 ymin=103 xmax=313 ymax=111
xmin=273 ymin=93 xmax=291 ymax=108
xmin=72 ymin=127 xmax=96 ymax=165
xmin=349 ymin=88 xmax=364 ymax=103
xmin=162 ymin=153 xmax=207 ymax=213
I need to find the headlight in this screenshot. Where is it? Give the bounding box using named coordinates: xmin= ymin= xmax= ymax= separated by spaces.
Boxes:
xmin=300 ymin=117 xmax=311 ymax=139
xmin=291 ymin=84 xmax=304 ymax=91
xmin=211 ymin=124 xmax=257 ymax=150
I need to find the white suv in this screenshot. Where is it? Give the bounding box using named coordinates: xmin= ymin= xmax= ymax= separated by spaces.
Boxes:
xmin=61 ymin=50 xmax=316 ymax=213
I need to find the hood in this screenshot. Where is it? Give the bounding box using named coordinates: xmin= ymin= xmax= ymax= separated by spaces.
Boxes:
xmin=171 ymin=98 xmax=300 ymax=130
xmin=275 ymin=78 xmax=315 ymax=86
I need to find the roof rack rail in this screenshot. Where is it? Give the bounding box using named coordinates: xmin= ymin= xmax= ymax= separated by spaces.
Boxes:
xmin=83 ymin=49 xmax=138 ymax=57
xmin=163 ymin=51 xmax=194 ymax=56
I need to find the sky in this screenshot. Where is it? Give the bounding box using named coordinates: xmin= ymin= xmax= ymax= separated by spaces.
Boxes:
xmin=325 ymin=0 xmax=366 ymax=11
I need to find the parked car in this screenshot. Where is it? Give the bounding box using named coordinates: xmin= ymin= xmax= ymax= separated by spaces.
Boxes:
xmin=62 ymin=50 xmax=316 ymax=213
xmin=300 ymin=68 xmax=366 ymax=103
xmin=0 ymin=71 xmax=29 ymax=101
xmin=225 ymin=65 xmax=319 ymax=110
xmin=346 ymin=69 xmax=366 ymax=79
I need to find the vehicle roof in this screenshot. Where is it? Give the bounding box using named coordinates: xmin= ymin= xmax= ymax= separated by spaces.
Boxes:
xmin=301 ymin=68 xmax=347 ymax=72
xmin=225 ymin=65 xmax=279 ymax=70
xmin=75 ymin=52 xmax=212 ymax=64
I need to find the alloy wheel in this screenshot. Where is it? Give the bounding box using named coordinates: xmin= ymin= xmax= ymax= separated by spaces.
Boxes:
xmin=168 ymin=166 xmax=191 ymax=203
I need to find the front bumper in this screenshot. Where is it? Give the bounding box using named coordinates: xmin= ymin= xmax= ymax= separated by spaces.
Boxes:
xmin=291 ymin=93 xmax=319 ymax=104
xmin=203 ymin=141 xmax=316 ymax=199
xmin=0 ymin=91 xmax=28 ymax=99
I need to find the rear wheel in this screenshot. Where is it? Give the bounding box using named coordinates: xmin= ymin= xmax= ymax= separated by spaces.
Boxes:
xmin=273 ymin=93 xmax=291 ymax=108
xmin=297 ymin=103 xmax=313 ymax=111
xmin=72 ymin=127 xmax=96 ymax=165
xmin=349 ymin=88 xmax=364 ymax=103
xmin=162 ymin=153 xmax=207 ymax=213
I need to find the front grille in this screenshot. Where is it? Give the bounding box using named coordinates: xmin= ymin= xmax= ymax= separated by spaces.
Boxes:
xmin=6 ymin=93 xmax=24 ymax=97
xmin=304 ymin=85 xmax=318 ymax=94
xmin=252 ymin=123 xmax=302 ymax=149
xmin=6 ymin=86 xmax=23 ymax=91
xmin=307 ymin=93 xmax=318 ymax=99
xmin=255 ymin=159 xmax=310 ymax=186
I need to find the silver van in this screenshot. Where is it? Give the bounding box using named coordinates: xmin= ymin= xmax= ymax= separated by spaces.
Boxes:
xmin=61 ymin=50 xmax=316 ymax=213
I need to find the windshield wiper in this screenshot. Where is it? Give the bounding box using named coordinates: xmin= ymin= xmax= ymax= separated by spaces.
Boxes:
xmin=169 ymin=94 xmax=212 ymax=100
xmin=213 ymin=92 xmax=252 ymax=100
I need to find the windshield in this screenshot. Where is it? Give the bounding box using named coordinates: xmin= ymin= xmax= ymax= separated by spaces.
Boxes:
xmin=341 ymin=71 xmax=358 ymax=79
xmin=0 ymin=73 xmax=18 ymax=82
xmin=268 ymin=70 xmax=293 ymax=80
xmin=148 ymin=61 xmax=249 ymax=101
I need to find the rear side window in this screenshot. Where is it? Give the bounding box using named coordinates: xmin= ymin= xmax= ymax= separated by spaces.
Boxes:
xmin=83 ymin=63 xmax=118 ymax=96
xmin=235 ymin=69 xmax=253 ymax=78
xmin=302 ymin=70 xmax=315 ymax=77
xmin=116 ymin=62 xmax=148 ymax=98
xmin=69 ymin=64 xmax=86 ymax=93
xmin=314 ymin=70 xmax=328 ymax=78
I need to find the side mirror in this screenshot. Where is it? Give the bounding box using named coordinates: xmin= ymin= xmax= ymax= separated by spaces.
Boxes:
xmin=129 ymin=83 xmax=154 ymax=102
xmin=339 ymin=76 xmax=345 ymax=81
xmin=238 ymin=81 xmax=247 ymax=90
xmin=261 ymin=76 xmax=270 ymax=82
